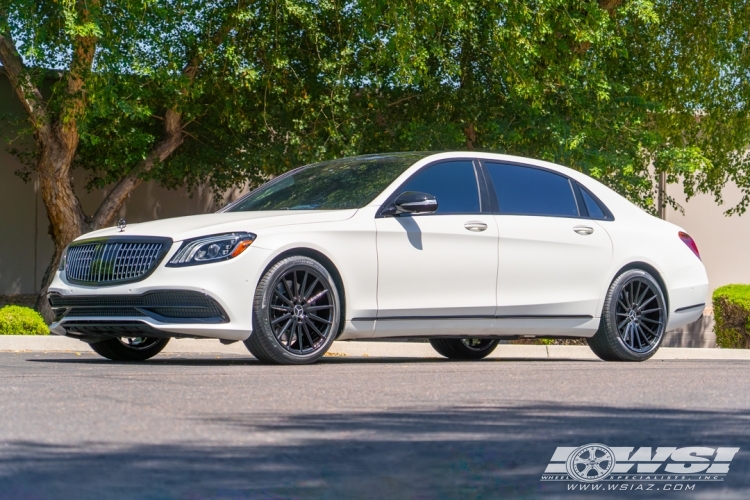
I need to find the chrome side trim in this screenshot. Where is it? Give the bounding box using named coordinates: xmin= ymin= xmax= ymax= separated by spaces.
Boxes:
xmin=674 ymin=303 xmax=706 ymax=313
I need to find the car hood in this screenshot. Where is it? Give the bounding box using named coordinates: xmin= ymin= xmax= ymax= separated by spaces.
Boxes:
xmin=75 ymin=210 xmax=358 ymax=242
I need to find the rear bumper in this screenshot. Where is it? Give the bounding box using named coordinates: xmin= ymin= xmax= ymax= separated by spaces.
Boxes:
xmin=663 ymin=263 xmax=709 ymax=331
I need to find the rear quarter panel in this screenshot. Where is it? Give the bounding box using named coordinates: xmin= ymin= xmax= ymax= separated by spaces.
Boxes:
xmin=586 ymin=192 xmax=708 ymax=330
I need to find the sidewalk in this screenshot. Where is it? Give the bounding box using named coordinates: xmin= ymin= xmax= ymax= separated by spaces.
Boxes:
xmin=1 ymin=336 xmax=749 ymax=360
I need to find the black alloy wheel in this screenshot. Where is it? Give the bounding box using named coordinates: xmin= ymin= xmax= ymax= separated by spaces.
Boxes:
xmin=587 ymin=269 xmax=667 ymax=361
xmin=615 ymin=278 xmax=665 ymax=352
xmin=268 ymin=267 xmax=335 ymax=355
xmin=429 ymin=338 xmax=500 ymax=360
xmin=89 ymin=336 xmax=170 ymax=361
xmin=245 ymin=256 xmax=341 ymax=364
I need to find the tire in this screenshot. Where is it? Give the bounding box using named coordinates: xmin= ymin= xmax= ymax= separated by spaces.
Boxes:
xmin=89 ymin=337 xmax=170 ymax=361
xmin=429 ymin=338 xmax=500 ymax=360
xmin=587 ymin=269 xmax=668 ymax=362
xmin=245 ymin=255 xmax=341 ymax=365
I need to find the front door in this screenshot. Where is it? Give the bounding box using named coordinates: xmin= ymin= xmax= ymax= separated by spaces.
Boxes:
xmin=375 ymin=160 xmax=498 ymax=336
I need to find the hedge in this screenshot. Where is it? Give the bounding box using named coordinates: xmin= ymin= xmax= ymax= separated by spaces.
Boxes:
xmin=713 ymin=285 xmax=750 ymax=349
xmin=0 ymin=306 xmax=49 ymax=335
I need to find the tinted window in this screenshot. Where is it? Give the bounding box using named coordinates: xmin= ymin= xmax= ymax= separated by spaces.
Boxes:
xmin=486 ymin=163 xmax=578 ymax=217
xmin=227 ymin=154 xmax=426 ymax=211
xmin=399 ymin=161 xmax=480 ymax=213
xmin=580 ymin=187 xmax=607 ymax=220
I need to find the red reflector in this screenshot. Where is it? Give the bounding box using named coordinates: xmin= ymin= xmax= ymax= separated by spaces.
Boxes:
xmin=678 ymin=231 xmax=701 ymax=260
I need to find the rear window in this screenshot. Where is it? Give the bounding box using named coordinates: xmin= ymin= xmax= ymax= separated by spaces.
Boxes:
xmin=580 ymin=186 xmax=608 ymax=220
xmin=485 ymin=163 xmax=579 ymax=217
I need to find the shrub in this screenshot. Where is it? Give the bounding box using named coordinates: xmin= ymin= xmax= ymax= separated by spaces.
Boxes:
xmin=713 ymin=285 xmax=750 ymax=349
xmin=0 ymin=306 xmax=49 ymax=335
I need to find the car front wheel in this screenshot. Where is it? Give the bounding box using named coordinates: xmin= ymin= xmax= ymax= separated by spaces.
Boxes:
xmin=245 ymin=256 xmax=341 ymax=365
xmin=587 ymin=269 xmax=667 ymax=361
xmin=429 ymin=338 xmax=500 ymax=360
xmin=89 ymin=337 xmax=170 ymax=361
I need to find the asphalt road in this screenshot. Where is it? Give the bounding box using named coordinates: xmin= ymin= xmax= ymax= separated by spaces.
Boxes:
xmin=1 ymin=352 xmax=749 ymax=500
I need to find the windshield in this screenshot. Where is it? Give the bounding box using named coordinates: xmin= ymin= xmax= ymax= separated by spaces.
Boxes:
xmin=225 ymin=153 xmax=427 ymax=212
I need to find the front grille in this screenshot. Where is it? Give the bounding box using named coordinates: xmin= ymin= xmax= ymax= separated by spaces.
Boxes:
xmin=49 ymin=290 xmax=228 ymax=324
xmin=65 ymin=237 xmax=171 ymax=285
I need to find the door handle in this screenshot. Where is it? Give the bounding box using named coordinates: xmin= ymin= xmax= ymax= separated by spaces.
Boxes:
xmin=464 ymin=221 xmax=488 ymax=232
xmin=573 ymin=225 xmax=594 ymax=235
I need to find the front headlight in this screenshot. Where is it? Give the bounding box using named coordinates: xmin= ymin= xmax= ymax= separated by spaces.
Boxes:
xmin=167 ymin=232 xmax=256 ymax=267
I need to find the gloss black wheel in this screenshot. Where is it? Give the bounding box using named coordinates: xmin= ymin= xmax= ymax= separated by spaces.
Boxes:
xmin=268 ymin=267 xmax=335 ymax=355
xmin=429 ymin=338 xmax=499 ymax=360
xmin=89 ymin=336 xmax=169 ymax=361
xmin=587 ymin=269 xmax=667 ymax=362
xmin=615 ymin=277 xmax=665 ymax=352
xmin=245 ymin=256 xmax=341 ymax=364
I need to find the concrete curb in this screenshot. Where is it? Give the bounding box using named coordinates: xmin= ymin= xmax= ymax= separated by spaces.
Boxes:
xmin=1 ymin=336 xmax=749 ymax=360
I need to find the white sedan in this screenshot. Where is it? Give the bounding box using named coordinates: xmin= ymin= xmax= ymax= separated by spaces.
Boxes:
xmin=48 ymin=152 xmax=708 ymax=364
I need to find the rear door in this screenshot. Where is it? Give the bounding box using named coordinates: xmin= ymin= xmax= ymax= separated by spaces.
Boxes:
xmin=484 ymin=162 xmax=613 ymax=319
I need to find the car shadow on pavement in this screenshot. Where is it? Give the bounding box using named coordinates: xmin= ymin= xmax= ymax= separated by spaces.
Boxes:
xmin=1 ymin=403 xmax=748 ymax=500
xmin=25 ymin=355 xmax=601 ymax=366
xmin=25 ymin=356 xmax=261 ymax=366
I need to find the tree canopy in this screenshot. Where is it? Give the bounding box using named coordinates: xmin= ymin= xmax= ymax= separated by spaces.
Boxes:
xmin=1 ymin=0 xmax=749 ymax=316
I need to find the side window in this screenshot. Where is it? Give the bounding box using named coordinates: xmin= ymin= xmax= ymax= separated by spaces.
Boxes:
xmin=399 ymin=161 xmax=480 ymax=213
xmin=580 ymin=186 xmax=608 ymax=220
xmin=485 ymin=162 xmax=579 ymax=217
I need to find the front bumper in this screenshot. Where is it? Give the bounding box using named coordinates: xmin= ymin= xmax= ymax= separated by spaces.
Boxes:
xmin=48 ymin=244 xmax=273 ymax=341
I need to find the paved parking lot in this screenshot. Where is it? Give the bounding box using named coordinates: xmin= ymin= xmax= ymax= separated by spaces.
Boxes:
xmin=1 ymin=352 xmax=749 ymax=499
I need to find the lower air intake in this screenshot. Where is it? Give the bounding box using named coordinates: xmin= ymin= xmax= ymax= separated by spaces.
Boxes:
xmin=49 ymin=290 xmax=228 ymax=324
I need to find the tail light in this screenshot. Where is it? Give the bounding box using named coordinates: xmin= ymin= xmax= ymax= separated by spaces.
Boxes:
xmin=678 ymin=231 xmax=701 ymax=260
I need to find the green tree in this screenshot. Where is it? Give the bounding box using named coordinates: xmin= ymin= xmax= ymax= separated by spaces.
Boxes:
xmin=337 ymin=0 xmax=750 ymax=212
xmin=628 ymin=0 xmax=750 ymax=214
xmin=0 ymin=0 xmax=357 ymax=319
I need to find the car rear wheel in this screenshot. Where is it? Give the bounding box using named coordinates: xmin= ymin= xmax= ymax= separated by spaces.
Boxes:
xmin=89 ymin=337 xmax=170 ymax=361
xmin=587 ymin=269 xmax=667 ymax=362
xmin=245 ymin=256 xmax=341 ymax=365
xmin=429 ymin=338 xmax=500 ymax=360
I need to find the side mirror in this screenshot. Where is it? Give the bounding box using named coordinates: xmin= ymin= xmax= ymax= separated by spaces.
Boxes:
xmin=390 ymin=191 xmax=438 ymax=215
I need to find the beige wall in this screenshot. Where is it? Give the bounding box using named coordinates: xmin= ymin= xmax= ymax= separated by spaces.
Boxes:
xmin=1 ymin=74 xmax=38 ymax=295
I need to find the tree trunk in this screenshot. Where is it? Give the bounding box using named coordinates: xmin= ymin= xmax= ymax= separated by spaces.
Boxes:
xmin=3 ymin=6 xmax=223 ymax=323
xmin=33 ymin=141 xmax=89 ymax=322
xmin=33 ymin=111 xmax=185 ymax=323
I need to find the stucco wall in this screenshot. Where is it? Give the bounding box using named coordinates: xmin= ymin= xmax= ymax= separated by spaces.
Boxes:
xmin=0 ymin=74 xmax=39 ymax=295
